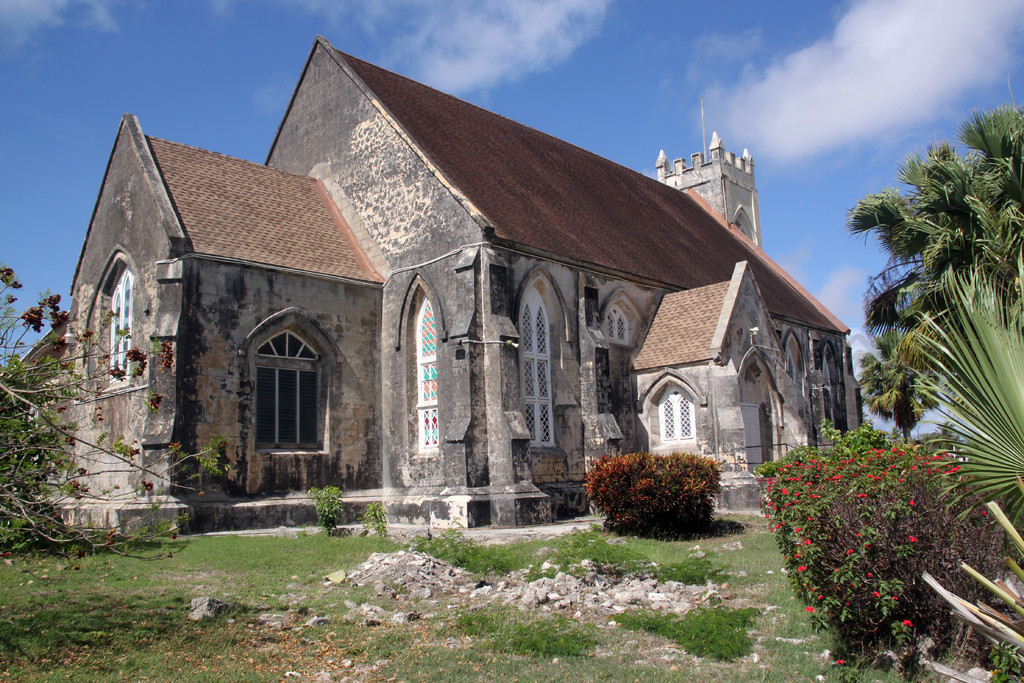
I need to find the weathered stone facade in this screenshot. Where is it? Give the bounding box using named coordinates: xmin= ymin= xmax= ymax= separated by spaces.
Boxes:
xmin=66 ymin=37 xmax=858 ymax=531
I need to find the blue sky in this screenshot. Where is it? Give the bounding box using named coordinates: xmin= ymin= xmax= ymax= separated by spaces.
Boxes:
xmin=3 ymin=0 xmax=1024 ymax=386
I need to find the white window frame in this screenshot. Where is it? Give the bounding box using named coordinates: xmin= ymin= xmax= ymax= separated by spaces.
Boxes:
xmin=520 ymin=289 xmax=554 ymax=446
xmin=109 ymin=269 xmax=133 ymax=377
xmin=416 ymin=299 xmax=439 ymax=451
xmin=606 ymin=305 xmax=629 ymax=345
xmin=659 ymin=387 xmax=694 ymax=443
xmin=255 ymin=331 xmax=320 ymax=448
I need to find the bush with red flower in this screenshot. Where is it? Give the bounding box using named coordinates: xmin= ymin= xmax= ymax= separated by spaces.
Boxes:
xmin=761 ymin=423 xmax=1002 ymax=667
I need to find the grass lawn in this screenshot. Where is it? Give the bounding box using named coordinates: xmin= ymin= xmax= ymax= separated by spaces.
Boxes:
xmin=0 ymin=516 xmax=922 ymax=682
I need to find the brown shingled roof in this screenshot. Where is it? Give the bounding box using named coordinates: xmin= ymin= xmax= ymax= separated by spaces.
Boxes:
xmin=634 ymin=281 xmax=731 ymax=370
xmin=148 ymin=137 xmax=378 ymax=282
xmin=337 ymin=48 xmax=843 ymax=332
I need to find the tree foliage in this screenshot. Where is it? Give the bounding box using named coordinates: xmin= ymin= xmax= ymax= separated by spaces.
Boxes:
xmin=849 ymin=105 xmax=1024 ymax=345
xmin=857 ymin=330 xmax=936 ymax=439
xmin=0 ymin=266 xmax=218 ymax=557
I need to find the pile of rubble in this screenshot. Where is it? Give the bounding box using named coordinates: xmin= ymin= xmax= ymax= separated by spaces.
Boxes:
xmin=339 ymin=548 xmax=728 ymax=624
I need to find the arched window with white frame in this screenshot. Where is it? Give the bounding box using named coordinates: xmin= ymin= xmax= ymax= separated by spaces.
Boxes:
xmin=255 ymin=331 xmax=320 ymax=448
xmin=109 ymin=269 xmax=133 ymax=376
xmin=416 ymin=298 xmax=439 ymax=450
xmin=606 ymin=305 xmax=629 ymax=345
xmin=520 ymin=290 xmax=553 ymax=446
xmin=659 ymin=387 xmax=694 ymax=443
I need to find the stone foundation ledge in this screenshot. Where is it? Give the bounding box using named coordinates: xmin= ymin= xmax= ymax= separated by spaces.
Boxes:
xmin=62 ymin=496 xmax=191 ymax=532
xmin=716 ymin=471 xmax=766 ymax=513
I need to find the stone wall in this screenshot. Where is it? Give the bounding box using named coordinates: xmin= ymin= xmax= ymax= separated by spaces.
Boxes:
xmin=173 ymin=258 xmax=382 ymax=498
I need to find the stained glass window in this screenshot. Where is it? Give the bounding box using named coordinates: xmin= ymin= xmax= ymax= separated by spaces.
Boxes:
xmin=417 ymin=299 xmax=439 ymax=449
xmin=520 ymin=290 xmax=553 ymax=446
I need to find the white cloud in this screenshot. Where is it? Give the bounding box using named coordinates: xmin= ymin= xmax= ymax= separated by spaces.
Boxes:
xmin=0 ymin=0 xmax=118 ymax=48
xmin=403 ymin=0 xmax=610 ymax=93
xmin=722 ymin=0 xmax=1024 ymax=163
xmin=277 ymin=0 xmax=611 ymax=93
xmin=813 ymin=264 xmax=866 ymax=332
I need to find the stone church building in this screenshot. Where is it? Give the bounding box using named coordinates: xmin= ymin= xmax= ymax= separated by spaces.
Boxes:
xmin=68 ymin=36 xmax=859 ymax=532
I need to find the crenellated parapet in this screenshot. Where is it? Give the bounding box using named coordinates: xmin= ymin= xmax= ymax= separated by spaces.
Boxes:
xmin=656 ymin=132 xmax=762 ymax=248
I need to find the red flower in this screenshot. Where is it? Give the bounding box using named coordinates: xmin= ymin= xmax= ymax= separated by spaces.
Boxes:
xmin=805 ymin=606 xmax=815 ymax=612
xmin=873 ymin=591 xmax=881 ymax=598
xmin=798 ymin=566 xmax=807 ymax=572
xmin=902 ymin=619 xmax=913 ymax=627
xmin=908 ymin=536 xmax=918 ymax=542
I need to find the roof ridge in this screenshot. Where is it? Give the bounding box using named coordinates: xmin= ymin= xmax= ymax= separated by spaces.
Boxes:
xmin=335 ymin=49 xmax=687 ymax=193
xmin=147 ymin=136 xmax=307 ymax=182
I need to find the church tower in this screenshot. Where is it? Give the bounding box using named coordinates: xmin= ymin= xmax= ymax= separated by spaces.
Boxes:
xmin=656 ymin=132 xmax=762 ymax=248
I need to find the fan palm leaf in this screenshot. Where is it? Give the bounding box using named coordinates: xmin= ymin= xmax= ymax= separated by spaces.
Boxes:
xmin=920 ymin=266 xmax=1024 ymax=522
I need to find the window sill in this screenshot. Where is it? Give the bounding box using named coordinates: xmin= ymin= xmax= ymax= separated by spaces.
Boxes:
xmin=652 ymin=440 xmax=698 ymax=453
xmin=76 ymin=381 xmax=150 ymax=404
xmin=256 ymin=447 xmax=325 ymax=455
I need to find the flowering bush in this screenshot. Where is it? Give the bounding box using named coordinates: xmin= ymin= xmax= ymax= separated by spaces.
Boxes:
xmin=762 ymin=424 xmax=1002 ymax=665
xmin=586 ymin=451 xmax=720 ymax=537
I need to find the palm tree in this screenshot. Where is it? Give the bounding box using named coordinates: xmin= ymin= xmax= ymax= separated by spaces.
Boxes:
xmin=849 ymin=105 xmax=1024 ymax=345
xmin=858 ymin=330 xmax=936 ymax=440
xmin=921 ymin=265 xmax=1024 ymax=523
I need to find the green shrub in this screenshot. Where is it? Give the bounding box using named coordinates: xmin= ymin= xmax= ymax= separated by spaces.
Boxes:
xmin=761 ymin=424 xmax=1002 ymax=665
xmin=308 ymin=486 xmax=344 ymax=534
xmin=585 ymin=451 xmax=720 ymax=538
xmin=616 ymin=607 xmax=758 ymax=660
xmin=360 ymin=502 xmax=388 ymax=536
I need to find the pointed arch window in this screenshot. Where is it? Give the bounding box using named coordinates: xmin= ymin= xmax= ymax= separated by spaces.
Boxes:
xmin=417 ymin=299 xmax=439 ymax=450
xmin=110 ymin=269 xmax=133 ymax=376
xmin=606 ymin=305 xmax=629 ymax=345
xmin=822 ymin=352 xmax=834 ymax=423
xmin=256 ymin=331 xmax=319 ymax=447
xmin=784 ymin=337 xmax=803 ymax=390
xmin=521 ymin=291 xmax=553 ymax=446
xmin=659 ymin=387 xmax=694 ymax=442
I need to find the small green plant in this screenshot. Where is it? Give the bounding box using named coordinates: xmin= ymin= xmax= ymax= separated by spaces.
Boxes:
xmin=412 ymin=528 xmax=518 ymax=575
xmin=585 ymin=451 xmax=720 ymax=538
xmin=455 ymin=607 xmax=596 ymax=657
xmin=989 ymin=644 xmax=1024 ymax=683
xmin=361 ymin=502 xmax=388 ymax=536
xmin=616 ymin=607 xmax=758 ymax=660
xmin=546 ymin=529 xmax=650 ymax=577
xmin=308 ymin=485 xmax=344 ymax=534
xmin=652 ymin=556 xmax=726 ymax=585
